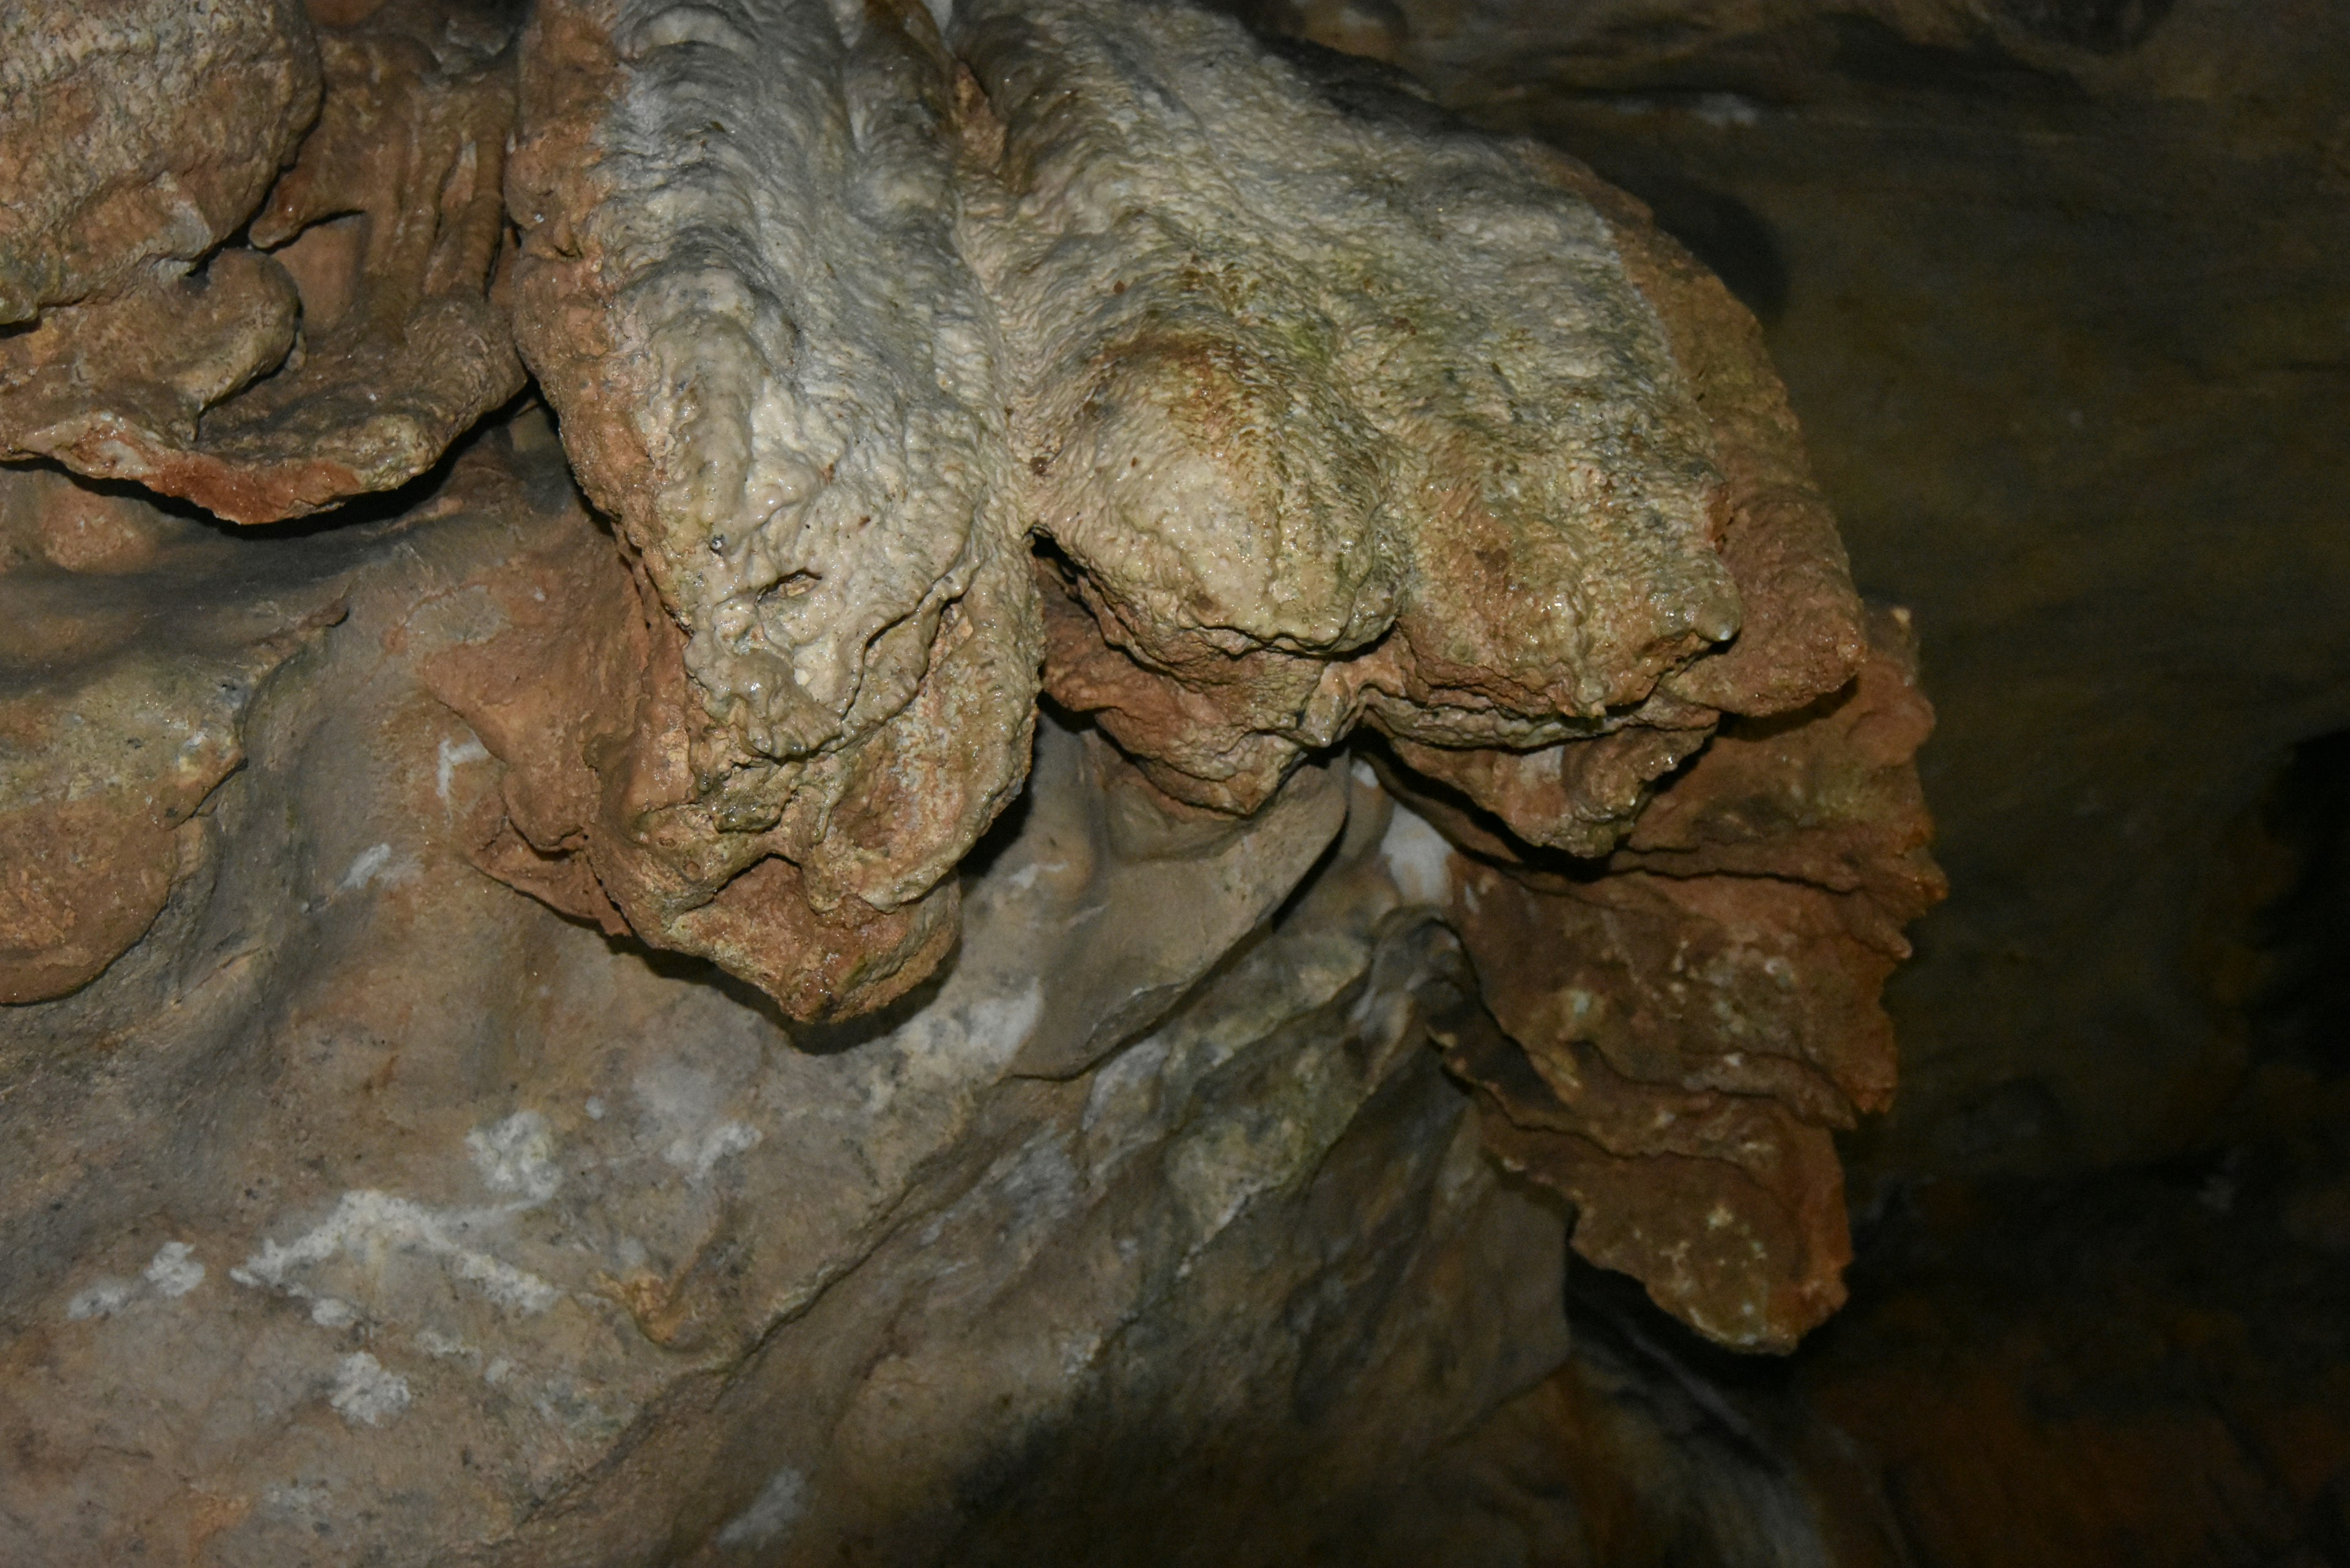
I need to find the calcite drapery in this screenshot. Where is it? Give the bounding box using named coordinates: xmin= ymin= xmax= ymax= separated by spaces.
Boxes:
xmin=2 ymin=0 xmax=1938 ymax=1353
xmin=504 ymin=0 xmax=1041 ymax=1015
xmin=960 ymin=0 xmax=1747 ymax=818
xmin=1419 ymin=613 xmax=1942 ymax=1345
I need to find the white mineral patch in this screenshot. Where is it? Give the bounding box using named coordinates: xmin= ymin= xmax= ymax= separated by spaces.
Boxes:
xmin=64 ymin=1279 xmax=133 ymax=1321
xmin=1692 ymin=91 xmax=1762 ymax=128
xmin=310 ymin=1296 xmax=356 ymax=1327
xmin=233 ymin=1189 xmax=562 ymax=1316
xmin=142 ymin=1241 xmax=205 ymax=1297
xmin=867 ymin=982 xmax=1043 ymax=1114
xmin=1080 ymin=1034 xmax=1170 ymax=1138
xmin=468 ymin=1110 xmax=561 ymax=1202
xmin=327 ymin=1351 xmax=411 ymax=1428
xmin=1379 ymin=804 xmax=1455 ymax=907
xmin=337 ymin=842 xmax=419 ymax=893
xmin=435 ymin=734 xmax=490 ymax=802
xmin=1058 ymin=1331 xmax=1103 ymax=1379
xmin=414 ymin=1327 xmax=476 ymax=1361
xmin=633 ymin=1060 xmax=722 ymax=1132
xmin=715 ymin=1465 xmax=808 ymax=1550
xmin=994 ymin=1132 xmax=1081 ymax=1230
xmin=340 ymin=843 xmax=392 ymax=890
xmin=635 ymin=1061 xmax=769 ymax=1183
xmin=664 ymin=1121 xmax=763 ymax=1182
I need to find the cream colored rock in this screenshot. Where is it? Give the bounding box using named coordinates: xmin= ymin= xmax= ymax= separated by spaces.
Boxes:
xmin=959 ymin=0 xmax=1742 ymax=816
xmin=510 ymin=0 xmax=1042 ymax=935
xmin=510 ymin=0 xmax=1034 ymax=768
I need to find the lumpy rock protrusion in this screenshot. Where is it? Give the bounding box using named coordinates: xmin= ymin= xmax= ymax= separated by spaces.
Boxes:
xmin=507 ymin=0 xmax=1043 ymax=998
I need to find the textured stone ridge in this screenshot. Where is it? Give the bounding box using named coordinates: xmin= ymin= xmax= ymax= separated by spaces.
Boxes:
xmin=1 ymin=0 xmax=524 ymax=523
xmin=961 ymin=0 xmax=1745 ymax=818
xmin=505 ymin=0 xmax=1043 ymax=1010
xmin=493 ymin=0 xmax=1900 ymax=1054
xmin=1424 ymin=611 xmax=1944 ymax=1348
xmin=0 ymin=0 xmax=321 ymax=324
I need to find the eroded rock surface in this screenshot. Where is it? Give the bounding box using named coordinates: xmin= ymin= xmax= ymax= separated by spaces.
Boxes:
xmin=1420 ymin=613 xmax=1942 ymax=1346
xmin=963 ymin=0 xmax=1747 ymax=817
xmin=507 ymin=0 xmax=1042 ymax=1010
xmin=0 ymin=0 xmax=320 ymax=323
xmin=0 ymin=469 xmax=346 ymax=1004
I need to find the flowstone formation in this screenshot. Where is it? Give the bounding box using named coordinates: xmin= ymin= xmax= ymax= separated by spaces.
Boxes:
xmin=2 ymin=0 xmax=1937 ymax=1560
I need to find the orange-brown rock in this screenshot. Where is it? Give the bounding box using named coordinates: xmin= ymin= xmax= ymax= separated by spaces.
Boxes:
xmin=1 ymin=1 xmax=523 ymax=523
xmin=411 ymin=413 xmax=956 ymax=1021
xmin=1387 ymin=611 xmax=1942 ymax=1348
xmin=1 ymin=0 xmax=1936 ymax=1366
xmin=0 ymin=466 xmax=345 ymax=1005
xmin=0 ymin=0 xmax=321 ymax=324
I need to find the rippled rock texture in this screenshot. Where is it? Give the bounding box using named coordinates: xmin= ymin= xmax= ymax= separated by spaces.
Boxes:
xmin=1 ymin=0 xmax=1938 ymax=1560
xmin=493 ymin=0 xmax=1936 ymax=1348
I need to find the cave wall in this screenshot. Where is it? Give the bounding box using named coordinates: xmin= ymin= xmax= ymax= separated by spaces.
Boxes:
xmin=0 ymin=1 xmax=1949 ymax=1561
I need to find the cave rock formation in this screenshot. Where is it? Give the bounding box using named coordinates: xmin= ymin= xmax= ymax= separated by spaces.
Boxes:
xmin=0 ymin=0 xmax=1939 ymax=1559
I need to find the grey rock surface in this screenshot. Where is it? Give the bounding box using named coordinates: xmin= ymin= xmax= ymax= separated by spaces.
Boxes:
xmin=0 ymin=439 xmax=1565 ymax=1566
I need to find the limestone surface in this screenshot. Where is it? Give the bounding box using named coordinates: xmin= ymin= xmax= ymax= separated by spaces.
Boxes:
xmin=960 ymin=0 xmax=1747 ymax=815
xmin=0 ymin=0 xmax=320 ymax=323
xmin=508 ymin=0 xmax=1043 ymax=1004
xmin=0 ymin=442 xmax=1566 ymax=1564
